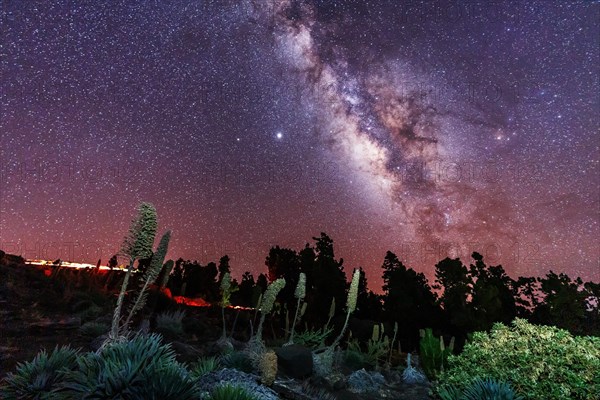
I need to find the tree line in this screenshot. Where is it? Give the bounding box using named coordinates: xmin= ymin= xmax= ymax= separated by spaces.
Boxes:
xmin=160 ymin=233 xmax=599 ymax=350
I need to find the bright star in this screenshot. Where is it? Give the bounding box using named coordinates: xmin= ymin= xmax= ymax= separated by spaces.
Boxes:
xmin=276 ymin=132 xmax=283 ymax=139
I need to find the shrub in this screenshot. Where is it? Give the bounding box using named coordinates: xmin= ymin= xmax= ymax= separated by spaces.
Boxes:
xmin=295 ymin=327 xmax=333 ymax=350
xmin=300 ymin=382 xmax=336 ymax=400
xmin=419 ymin=328 xmax=452 ymax=380
xmin=192 ymin=357 xmax=220 ymax=377
xmin=0 ymin=346 xmax=79 ymax=399
xmin=79 ymin=321 xmax=109 ymax=337
xmin=63 ymin=333 xmax=199 ymax=399
xmin=220 ymin=351 xmax=254 ymax=373
xmin=365 ymin=324 xmax=390 ymax=368
xmin=207 ymin=384 xmax=259 ymax=400
xmin=77 ymin=304 xmax=104 ymax=322
xmin=344 ymin=331 xmax=389 ymax=370
xmin=463 ymin=377 xmax=523 ymax=400
xmin=438 ymin=377 xmax=523 ymax=400
xmin=435 ymin=319 xmax=600 ymax=400
xmin=344 ymin=341 xmax=369 ymax=370
xmin=155 ymin=310 xmax=186 ymax=336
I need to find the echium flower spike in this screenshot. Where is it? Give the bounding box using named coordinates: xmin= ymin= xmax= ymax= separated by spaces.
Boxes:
xmin=287 ymin=273 xmax=307 ymax=346
xmin=221 ymin=272 xmax=232 ymax=297
xmin=123 ymin=230 xmax=171 ymax=329
xmin=255 ymin=278 xmax=286 ymax=343
xmin=294 ymin=272 xmax=306 ymax=300
xmin=347 ymin=268 xmax=360 ymax=313
xmin=329 ymin=268 xmax=361 ymax=350
xmin=261 ymin=278 xmax=286 ymax=314
xmin=110 ymin=202 xmax=158 ymax=341
xmin=120 ymin=202 xmax=158 ymax=261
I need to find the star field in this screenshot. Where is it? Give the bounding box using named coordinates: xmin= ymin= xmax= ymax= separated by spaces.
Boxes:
xmin=1 ymin=0 xmax=598 ymax=289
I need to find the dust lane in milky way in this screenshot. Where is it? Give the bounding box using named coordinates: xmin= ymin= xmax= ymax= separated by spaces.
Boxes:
xmin=1 ymin=0 xmax=598 ymax=289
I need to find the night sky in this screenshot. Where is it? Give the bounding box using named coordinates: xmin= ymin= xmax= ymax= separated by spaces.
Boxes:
xmin=1 ymin=1 xmax=598 ymax=289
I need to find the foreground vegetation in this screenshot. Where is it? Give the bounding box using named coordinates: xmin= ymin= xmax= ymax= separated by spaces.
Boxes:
xmin=436 ymin=319 xmax=600 ymax=399
xmin=1 ymin=202 xmax=599 ymax=399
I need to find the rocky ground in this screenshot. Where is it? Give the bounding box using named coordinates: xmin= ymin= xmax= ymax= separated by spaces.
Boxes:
xmin=0 ymin=259 xmax=432 ymax=399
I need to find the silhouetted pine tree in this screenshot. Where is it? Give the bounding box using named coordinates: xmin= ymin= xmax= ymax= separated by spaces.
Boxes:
xmin=217 ymin=255 xmax=231 ymax=284
xmin=310 ymin=233 xmax=347 ymax=325
xmin=468 ymin=252 xmax=517 ymax=331
xmin=434 ymin=257 xmax=473 ymax=339
xmin=381 ymin=251 xmax=439 ymax=350
xmin=232 ymin=271 xmax=255 ymax=307
xmin=265 ymin=246 xmax=301 ymax=306
xmin=534 ymin=271 xmax=589 ymax=334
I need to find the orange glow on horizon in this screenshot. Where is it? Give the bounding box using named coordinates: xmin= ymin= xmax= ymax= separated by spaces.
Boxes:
xmin=26 ymin=259 xmax=254 ymax=310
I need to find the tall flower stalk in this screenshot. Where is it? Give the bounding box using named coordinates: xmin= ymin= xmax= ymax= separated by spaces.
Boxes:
xmin=110 ymin=202 xmax=157 ymax=340
xmin=123 ymin=230 xmax=171 ymax=330
xmin=219 ymin=272 xmax=237 ymax=340
xmin=286 ymin=272 xmax=306 ymax=345
xmin=255 ymin=278 xmax=286 ymax=343
xmin=330 ymin=268 xmax=360 ymax=349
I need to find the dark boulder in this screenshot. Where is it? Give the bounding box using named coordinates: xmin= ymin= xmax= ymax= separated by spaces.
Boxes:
xmin=275 ymin=344 xmax=313 ymax=378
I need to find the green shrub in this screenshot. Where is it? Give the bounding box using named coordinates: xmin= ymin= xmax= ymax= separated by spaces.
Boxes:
xmin=77 ymin=304 xmax=104 ymax=322
xmin=0 ymin=346 xmax=79 ymax=399
xmin=439 ymin=377 xmax=524 ymax=400
xmin=419 ymin=328 xmax=452 ymax=380
xmin=155 ymin=310 xmax=186 ymax=336
xmin=435 ymin=319 xmax=600 ymax=400
xmin=220 ymin=351 xmax=254 ymax=373
xmin=192 ymin=357 xmax=220 ymax=377
xmin=207 ymin=384 xmax=259 ymax=400
xmin=63 ymin=333 xmax=199 ymax=399
xmin=344 ymin=339 xmax=369 ymax=370
xmin=79 ymin=321 xmax=109 ymax=337
xmin=344 ymin=335 xmax=388 ymax=370
xmin=300 ymin=383 xmax=336 ymax=400
xmin=365 ymin=324 xmax=390 ymax=368
xmin=294 ymin=327 xmax=333 ymax=350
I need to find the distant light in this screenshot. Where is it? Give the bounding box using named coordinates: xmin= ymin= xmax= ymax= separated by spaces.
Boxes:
xmin=276 ymin=132 xmax=283 ymax=139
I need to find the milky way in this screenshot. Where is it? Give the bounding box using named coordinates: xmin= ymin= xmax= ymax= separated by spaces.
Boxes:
xmin=1 ymin=0 xmax=598 ymax=289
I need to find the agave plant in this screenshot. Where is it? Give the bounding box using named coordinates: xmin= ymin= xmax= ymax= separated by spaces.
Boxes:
xmin=438 ymin=377 xmax=524 ymax=400
xmin=155 ymin=309 xmax=186 ymax=336
xmin=294 ymin=326 xmax=333 ymax=350
xmin=463 ymin=378 xmax=524 ymax=400
xmin=191 ymin=356 xmax=220 ymax=378
xmin=62 ymin=333 xmax=199 ymax=399
xmin=208 ymin=384 xmax=259 ymax=400
xmin=0 ymin=346 xmax=79 ymax=399
xmin=220 ymin=351 xmax=254 ymax=373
